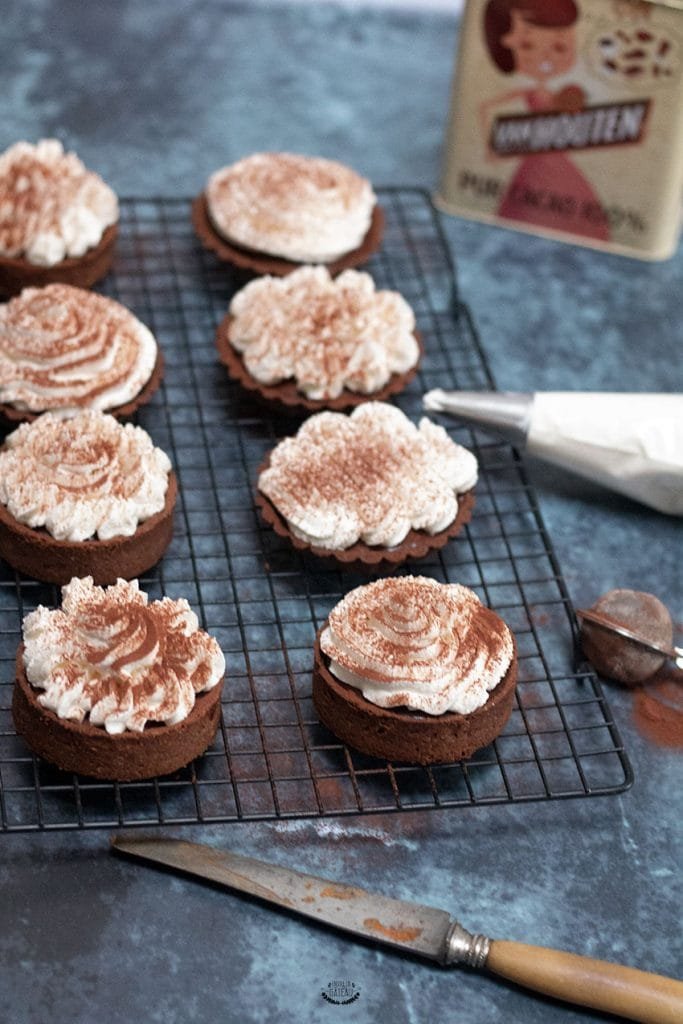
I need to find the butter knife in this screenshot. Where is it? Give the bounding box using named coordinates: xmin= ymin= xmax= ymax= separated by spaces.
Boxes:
xmin=111 ymin=836 xmax=682 ymax=1023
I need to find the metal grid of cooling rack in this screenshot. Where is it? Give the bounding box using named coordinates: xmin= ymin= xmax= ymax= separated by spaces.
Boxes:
xmin=0 ymin=190 xmax=632 ymax=832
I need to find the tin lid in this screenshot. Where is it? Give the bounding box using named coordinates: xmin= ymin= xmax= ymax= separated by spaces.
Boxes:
xmin=642 ymin=0 xmax=683 ymax=9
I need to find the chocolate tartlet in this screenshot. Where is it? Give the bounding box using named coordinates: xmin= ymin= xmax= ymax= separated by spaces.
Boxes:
xmin=193 ymin=152 xmax=383 ymax=277
xmin=0 ymin=139 xmax=118 ymax=297
xmin=216 ymin=266 xmax=421 ymax=413
xmin=13 ymin=577 xmax=226 ymax=781
xmin=0 ymin=411 xmax=176 ymax=584
xmin=256 ymin=403 xmax=478 ymax=570
xmin=313 ymin=577 xmax=517 ymax=764
xmin=0 ymin=283 xmax=162 ymax=424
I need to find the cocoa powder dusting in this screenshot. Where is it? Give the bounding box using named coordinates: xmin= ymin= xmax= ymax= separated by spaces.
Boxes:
xmin=295 ymin=432 xmax=398 ymax=508
xmin=0 ymin=156 xmax=62 ymax=254
xmin=0 ymin=412 xmax=155 ymax=541
xmin=218 ymin=154 xmax=364 ymax=210
xmin=42 ymin=434 xmax=133 ymax=497
xmin=44 ymin=581 xmax=218 ymax=719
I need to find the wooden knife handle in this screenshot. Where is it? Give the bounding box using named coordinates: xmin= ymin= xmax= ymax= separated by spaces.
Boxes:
xmin=486 ymin=940 xmax=683 ymax=1024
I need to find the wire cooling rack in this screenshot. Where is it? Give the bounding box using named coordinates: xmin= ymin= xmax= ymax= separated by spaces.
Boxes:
xmin=0 ymin=190 xmax=632 ymax=832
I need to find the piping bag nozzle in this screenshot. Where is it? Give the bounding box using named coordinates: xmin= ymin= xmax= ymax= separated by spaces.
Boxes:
xmin=423 ymin=389 xmax=533 ymax=445
xmin=422 ymin=390 xmax=683 ymax=516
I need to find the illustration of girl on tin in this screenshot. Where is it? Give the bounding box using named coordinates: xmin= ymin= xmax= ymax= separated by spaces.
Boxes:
xmin=481 ymin=0 xmax=611 ymax=241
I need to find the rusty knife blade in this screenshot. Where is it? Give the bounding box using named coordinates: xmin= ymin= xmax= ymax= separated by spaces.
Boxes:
xmin=111 ymin=835 xmax=456 ymax=962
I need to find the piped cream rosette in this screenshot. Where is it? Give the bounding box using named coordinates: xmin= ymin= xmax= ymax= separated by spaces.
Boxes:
xmin=23 ymin=577 xmax=225 ymax=735
xmin=320 ymin=576 xmax=514 ymax=716
xmin=0 ymin=139 xmax=118 ymax=267
xmin=0 ymin=283 xmax=157 ymax=415
xmin=0 ymin=410 xmax=172 ymax=542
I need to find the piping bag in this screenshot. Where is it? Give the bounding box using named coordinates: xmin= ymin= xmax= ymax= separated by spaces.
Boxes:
xmin=422 ymin=391 xmax=683 ymax=516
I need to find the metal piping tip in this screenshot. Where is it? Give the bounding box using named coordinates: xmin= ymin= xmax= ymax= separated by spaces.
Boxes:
xmin=423 ymin=390 xmax=534 ymax=446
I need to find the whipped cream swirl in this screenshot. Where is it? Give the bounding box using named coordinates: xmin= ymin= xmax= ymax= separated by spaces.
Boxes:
xmin=0 ymin=411 xmax=172 ymax=541
xmin=228 ymin=266 xmax=418 ymax=400
xmin=0 ymin=283 xmax=157 ymax=414
xmin=258 ymin=403 xmax=478 ymax=549
xmin=23 ymin=577 xmax=225 ymax=734
xmin=0 ymin=139 xmax=118 ymax=266
xmin=321 ymin=576 xmax=514 ymax=716
xmin=206 ymin=152 xmax=376 ymax=263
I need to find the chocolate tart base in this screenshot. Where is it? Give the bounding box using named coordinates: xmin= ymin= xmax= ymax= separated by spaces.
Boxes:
xmin=192 ymin=192 xmax=384 ymax=277
xmin=12 ymin=646 xmax=224 ymax=781
xmin=0 ymin=347 xmax=164 ymax=427
xmin=255 ymin=454 xmax=475 ymax=571
xmin=0 ymin=470 xmax=177 ymax=585
xmin=313 ymin=631 xmax=518 ymax=765
xmin=0 ymin=223 xmax=118 ymax=298
xmin=216 ymin=314 xmax=423 ymax=414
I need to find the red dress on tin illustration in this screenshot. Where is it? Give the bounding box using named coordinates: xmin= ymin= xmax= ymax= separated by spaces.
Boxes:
xmin=497 ymin=89 xmax=610 ymax=241
xmin=482 ymin=0 xmax=611 ymax=242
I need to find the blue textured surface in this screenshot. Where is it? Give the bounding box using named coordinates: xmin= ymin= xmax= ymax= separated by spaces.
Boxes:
xmin=0 ymin=3 xmax=681 ymax=1023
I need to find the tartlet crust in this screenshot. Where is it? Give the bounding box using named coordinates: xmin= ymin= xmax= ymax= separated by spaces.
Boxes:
xmin=0 ymin=222 xmax=118 ymax=298
xmin=312 ymin=628 xmax=518 ymax=764
xmin=12 ymin=644 xmax=224 ymax=781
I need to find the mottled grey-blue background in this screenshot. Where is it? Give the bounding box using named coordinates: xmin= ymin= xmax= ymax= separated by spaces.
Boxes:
xmin=0 ymin=3 xmax=681 ymax=1023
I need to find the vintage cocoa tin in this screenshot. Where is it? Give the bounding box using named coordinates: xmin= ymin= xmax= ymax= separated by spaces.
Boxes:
xmin=436 ymin=0 xmax=683 ymax=259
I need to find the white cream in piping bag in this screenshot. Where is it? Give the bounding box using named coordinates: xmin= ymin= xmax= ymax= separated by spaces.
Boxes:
xmin=527 ymin=393 xmax=683 ymax=516
xmin=424 ymin=390 xmax=683 ymax=516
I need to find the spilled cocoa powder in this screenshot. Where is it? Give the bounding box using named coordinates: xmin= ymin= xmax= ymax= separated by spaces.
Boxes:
xmin=632 ymin=666 xmax=683 ymax=749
